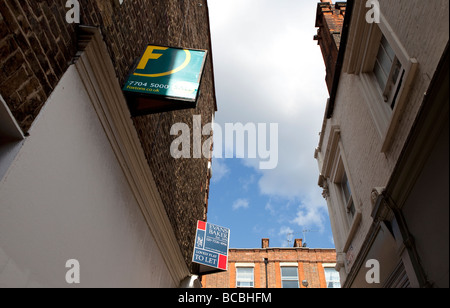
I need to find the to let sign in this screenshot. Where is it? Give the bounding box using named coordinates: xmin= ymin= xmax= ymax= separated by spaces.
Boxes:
xmin=122 ymin=45 xmax=208 ymax=116
xmin=193 ymin=221 xmax=230 ymax=274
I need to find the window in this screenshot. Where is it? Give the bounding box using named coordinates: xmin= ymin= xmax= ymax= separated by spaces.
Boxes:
xmin=320 ymin=126 xmax=361 ymax=254
xmin=324 ymin=267 xmax=341 ymax=288
xmin=236 ymin=267 xmax=254 ymax=288
xmin=346 ymin=12 xmax=419 ymax=151
xmin=373 ymin=35 xmax=405 ymax=110
xmin=364 ymin=22 xmax=418 ymax=151
xmin=333 ymin=156 xmax=362 ymax=253
xmin=281 ymin=266 xmax=299 ymax=288
xmin=332 ymin=154 xmax=357 ymax=229
xmin=340 ymin=171 xmax=355 ymax=224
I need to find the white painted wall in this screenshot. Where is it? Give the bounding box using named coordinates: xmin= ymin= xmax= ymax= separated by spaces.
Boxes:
xmin=0 ymin=66 xmax=176 ymax=288
xmin=316 ymin=0 xmax=449 ymax=285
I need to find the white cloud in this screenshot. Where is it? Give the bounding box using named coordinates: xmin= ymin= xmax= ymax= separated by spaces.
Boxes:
xmin=265 ymin=202 xmax=276 ymax=216
xmin=292 ymin=207 xmax=323 ymax=230
xmin=329 ymin=235 xmax=335 ymax=246
xmin=211 ymin=158 xmax=230 ymax=183
xmin=232 ymin=198 xmax=250 ymax=211
xmin=291 ymin=188 xmax=329 ymax=232
xmin=208 ymin=0 xmax=331 ymax=238
xmin=278 ymin=226 xmax=294 ymax=247
xmin=239 ymin=174 xmax=255 ymax=191
xmin=209 ymin=0 xmax=328 ymax=191
xmin=279 ymin=226 xmax=294 ymax=236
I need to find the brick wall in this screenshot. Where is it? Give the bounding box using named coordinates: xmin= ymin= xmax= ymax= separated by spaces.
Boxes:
xmin=0 ymin=0 xmax=77 ymax=131
xmin=202 ymin=243 xmax=337 ymax=288
xmin=314 ymin=1 xmax=346 ymax=95
xmin=0 ymin=0 xmax=216 ymax=272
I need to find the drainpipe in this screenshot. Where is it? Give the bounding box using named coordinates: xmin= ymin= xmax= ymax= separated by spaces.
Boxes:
xmin=264 ymin=258 xmax=269 ymax=288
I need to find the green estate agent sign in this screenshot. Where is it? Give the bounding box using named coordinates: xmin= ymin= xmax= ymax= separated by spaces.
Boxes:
xmin=123 ymin=45 xmax=208 ymax=116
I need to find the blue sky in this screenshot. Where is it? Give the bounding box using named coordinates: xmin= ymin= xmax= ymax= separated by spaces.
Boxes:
xmin=206 ymin=0 xmax=335 ymax=249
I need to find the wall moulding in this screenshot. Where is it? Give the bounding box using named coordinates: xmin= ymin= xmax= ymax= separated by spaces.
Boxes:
xmin=74 ymin=26 xmax=191 ymax=285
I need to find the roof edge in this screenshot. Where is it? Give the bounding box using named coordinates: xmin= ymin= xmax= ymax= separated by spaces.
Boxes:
xmin=326 ymin=0 xmax=354 ymax=119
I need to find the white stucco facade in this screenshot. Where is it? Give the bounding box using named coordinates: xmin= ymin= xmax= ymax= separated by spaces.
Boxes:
xmin=315 ymin=0 xmax=449 ymax=287
xmin=0 ymin=64 xmax=177 ymax=288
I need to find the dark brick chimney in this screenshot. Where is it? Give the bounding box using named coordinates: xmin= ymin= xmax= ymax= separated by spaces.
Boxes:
xmin=294 ymin=238 xmax=303 ymax=248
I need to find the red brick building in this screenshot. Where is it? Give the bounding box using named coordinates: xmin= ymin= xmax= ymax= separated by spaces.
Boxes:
xmin=202 ymin=239 xmax=340 ymax=288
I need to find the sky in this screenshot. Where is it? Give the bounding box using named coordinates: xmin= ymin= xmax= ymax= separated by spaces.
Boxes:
xmin=206 ymin=0 xmax=334 ymax=249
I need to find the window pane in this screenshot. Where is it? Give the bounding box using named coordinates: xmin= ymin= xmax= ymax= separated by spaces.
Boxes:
xmin=324 ymin=268 xmax=341 ymax=288
xmin=374 ymin=36 xmax=395 ymax=91
xmin=390 ymin=58 xmax=401 ymax=84
xmin=281 ymin=267 xmax=298 ymax=279
xmin=374 ymin=60 xmax=388 ymax=90
xmin=381 ymin=36 xmax=395 ymax=63
xmin=324 ymin=268 xmax=338 ymax=281
xmin=377 ymin=46 xmax=393 ymax=78
xmin=341 ymin=173 xmax=352 ymax=203
xmin=282 ymin=280 xmax=299 ymax=288
xmin=236 ymin=267 xmax=254 ymax=288
xmin=281 ymin=267 xmax=299 ymax=288
xmin=237 ymin=268 xmax=253 ymax=280
xmin=348 ymin=200 xmax=355 ymax=216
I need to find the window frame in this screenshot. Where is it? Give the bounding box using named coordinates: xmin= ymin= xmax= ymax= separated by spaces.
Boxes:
xmin=320 ymin=126 xmax=362 ymax=257
xmin=332 ymin=155 xmax=362 ymax=258
xmin=373 ymin=35 xmax=405 ymax=111
xmin=333 ymin=156 xmax=357 ymax=228
xmin=339 ymin=170 xmax=356 ymax=223
xmin=235 ymin=265 xmax=255 ymax=288
xmin=280 ymin=265 xmax=300 ymax=289
xmin=346 ymin=13 xmax=418 ymax=153
xmin=323 ymin=264 xmax=341 ymax=288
